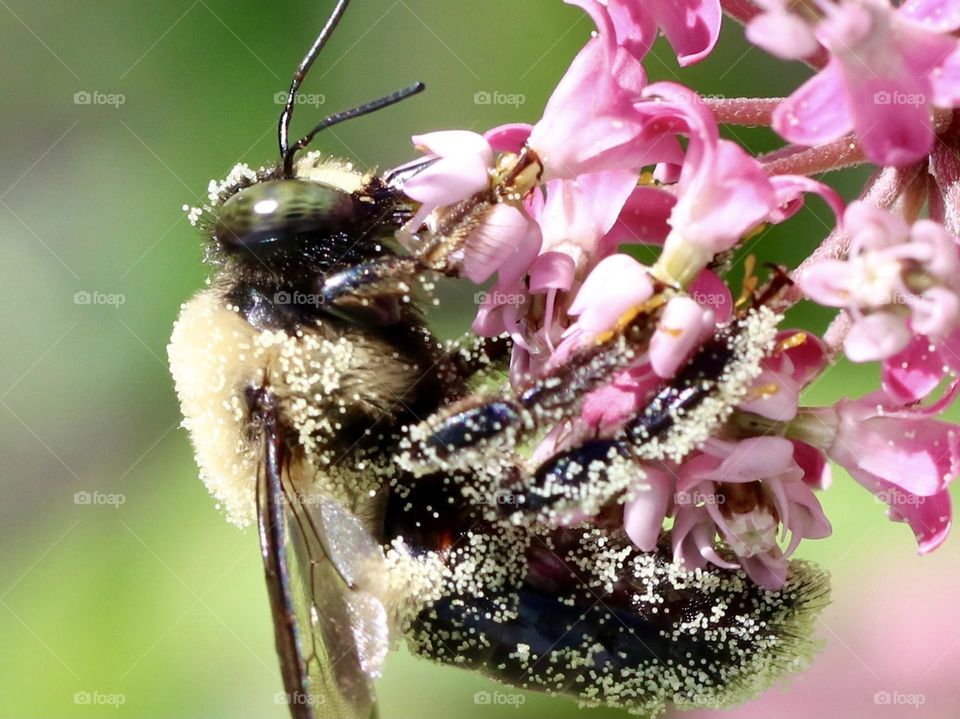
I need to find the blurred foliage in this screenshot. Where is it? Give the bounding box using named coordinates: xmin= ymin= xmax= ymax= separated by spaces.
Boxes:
xmin=0 ymin=2 xmax=956 ymax=718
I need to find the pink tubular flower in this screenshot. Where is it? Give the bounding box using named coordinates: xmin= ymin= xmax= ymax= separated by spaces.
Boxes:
xmin=639 ymin=83 xmax=844 ymax=287
xmin=625 ymin=437 xmax=832 ymax=591
xmin=793 ymin=392 xmax=960 ymax=552
xmin=797 ymin=201 xmax=960 ymax=366
xmin=527 ymin=2 xmax=682 ymax=180
xmin=766 ymin=0 xmax=960 ymax=166
xmin=399 ymin=130 xmax=494 ymax=231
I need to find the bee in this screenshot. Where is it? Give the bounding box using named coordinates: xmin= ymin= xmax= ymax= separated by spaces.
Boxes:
xmin=169 ymin=2 xmax=829 ymax=717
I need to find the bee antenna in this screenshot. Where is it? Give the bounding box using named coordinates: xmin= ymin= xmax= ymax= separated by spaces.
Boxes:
xmin=281 ymin=82 xmax=426 ymax=177
xmin=278 ymin=0 xmax=353 ymax=158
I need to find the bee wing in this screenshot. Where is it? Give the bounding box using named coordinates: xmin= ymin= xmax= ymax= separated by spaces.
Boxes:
xmin=256 ymin=393 xmax=388 ymax=719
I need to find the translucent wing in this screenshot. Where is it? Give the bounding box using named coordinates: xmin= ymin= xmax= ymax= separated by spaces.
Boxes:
xmin=254 ymin=391 xmax=389 ymax=719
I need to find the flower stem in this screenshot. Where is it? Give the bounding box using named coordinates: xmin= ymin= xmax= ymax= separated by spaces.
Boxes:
xmin=702 ymin=97 xmax=782 ymax=126
xmin=822 ymin=311 xmax=851 ymax=359
xmin=761 ymin=135 xmax=864 ymax=176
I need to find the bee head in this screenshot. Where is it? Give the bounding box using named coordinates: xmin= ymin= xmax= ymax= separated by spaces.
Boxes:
xmin=211 ymin=168 xmax=404 ymax=288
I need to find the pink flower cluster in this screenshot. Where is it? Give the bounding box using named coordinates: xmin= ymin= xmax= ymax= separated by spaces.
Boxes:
xmin=390 ymin=0 xmax=960 ymax=591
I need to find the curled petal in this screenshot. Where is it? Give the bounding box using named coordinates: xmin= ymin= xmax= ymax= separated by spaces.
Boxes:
xmin=741 ymin=550 xmax=789 ymax=592
xmin=462 ymin=204 xmax=541 ymax=284
xmin=831 ymin=395 xmax=960 ymax=497
xmin=773 ymin=60 xmax=852 ymax=147
xmin=623 ymin=467 xmax=675 ymax=552
xmin=648 ymin=0 xmax=722 ymax=67
xmin=565 ymin=254 xmax=654 ymax=337
xmin=598 ymin=185 xmax=676 ymax=256
xmin=528 ymin=252 xmax=576 ymax=294
xmin=528 ymin=37 xmax=653 ymax=179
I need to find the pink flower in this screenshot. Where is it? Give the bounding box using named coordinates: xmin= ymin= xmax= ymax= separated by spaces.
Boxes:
xmin=626 ymin=437 xmax=832 ymax=591
xmin=582 ymin=0 xmax=722 ymax=67
xmin=883 ymin=332 xmax=960 ymax=403
xmin=739 ymin=330 xmax=829 ymax=422
xmin=473 ymin=171 xmax=640 ymax=382
xmin=459 ymin=203 xmax=542 ymax=285
xmin=768 ymin=0 xmax=960 ymax=166
xmin=797 ymin=202 xmax=960 ymax=363
xmin=399 ymin=130 xmax=494 ymax=232
xmin=550 ymin=259 xmax=732 ymax=435
xmin=640 ymin=83 xmax=844 ymax=286
xmin=547 ymin=253 xmax=657 ymax=373
xmin=527 ymin=2 xmax=682 ymax=179
xmin=796 ymin=392 xmax=960 ymax=552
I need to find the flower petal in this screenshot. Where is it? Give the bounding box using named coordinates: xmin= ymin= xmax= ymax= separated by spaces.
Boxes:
xmin=773 ymin=60 xmax=853 ymax=147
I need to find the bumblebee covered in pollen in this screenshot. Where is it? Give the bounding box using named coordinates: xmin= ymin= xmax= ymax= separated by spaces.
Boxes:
xmin=169 ymin=2 xmax=830 ymax=718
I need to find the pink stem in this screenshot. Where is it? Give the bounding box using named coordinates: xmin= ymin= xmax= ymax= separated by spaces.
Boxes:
xmin=822 ymin=311 xmax=851 ymax=358
xmin=720 ymin=0 xmax=829 ymax=69
xmin=761 ymin=135 xmax=865 ymax=176
xmin=702 ymin=97 xmax=782 ymax=125
xmin=773 ymin=162 xmax=925 ymax=311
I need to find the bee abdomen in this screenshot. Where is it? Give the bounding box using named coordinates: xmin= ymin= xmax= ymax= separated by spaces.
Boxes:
xmin=408 ymin=528 xmax=828 ymax=715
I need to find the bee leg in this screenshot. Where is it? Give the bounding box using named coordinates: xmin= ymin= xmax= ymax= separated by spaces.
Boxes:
xmin=399 ymin=303 xmax=667 ymax=475
xmin=498 ymin=309 xmax=781 ymax=525
xmin=317 ymin=256 xmax=424 ymax=326
xmin=399 ymin=307 xmax=780 ymax=526
xmin=407 ymin=525 xmax=829 ymax=716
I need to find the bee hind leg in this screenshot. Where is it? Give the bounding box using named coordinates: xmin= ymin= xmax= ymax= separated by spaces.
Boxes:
xmin=398 ymin=303 xmax=664 ymax=476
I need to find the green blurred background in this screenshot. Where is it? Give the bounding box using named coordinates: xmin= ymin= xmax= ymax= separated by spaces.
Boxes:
xmin=1 ymin=1 xmax=957 ymax=717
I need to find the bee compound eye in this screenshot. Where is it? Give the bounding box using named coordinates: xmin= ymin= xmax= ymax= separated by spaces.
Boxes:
xmin=214 ymin=180 xmax=358 ymax=252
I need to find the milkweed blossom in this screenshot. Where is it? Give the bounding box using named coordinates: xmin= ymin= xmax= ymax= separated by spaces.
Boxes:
xmin=388 ymin=0 xmax=960 ymax=600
